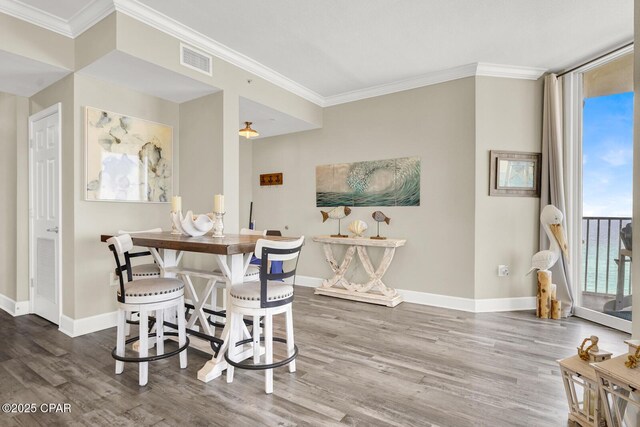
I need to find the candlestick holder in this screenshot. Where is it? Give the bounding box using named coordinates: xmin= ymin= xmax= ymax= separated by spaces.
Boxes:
xmin=171 ymin=210 xmax=183 ymax=234
xmin=212 ymin=212 xmax=225 ymax=237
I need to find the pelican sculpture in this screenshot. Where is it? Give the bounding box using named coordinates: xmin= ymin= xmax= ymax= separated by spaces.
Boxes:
xmin=527 ymin=205 xmax=569 ymax=275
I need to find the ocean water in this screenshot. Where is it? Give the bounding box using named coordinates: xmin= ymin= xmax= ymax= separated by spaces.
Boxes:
xmin=581 ymin=218 xmax=632 ymax=295
xmin=316 ymin=175 xmax=420 ymax=207
xmin=317 ymin=157 xmax=421 ymax=207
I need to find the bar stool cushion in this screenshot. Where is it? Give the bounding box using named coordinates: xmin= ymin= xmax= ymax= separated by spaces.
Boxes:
xmin=118 ymin=278 xmax=184 ymax=304
xmin=131 ymin=263 xmax=161 ymax=278
xmin=230 ymin=281 xmax=293 ymax=308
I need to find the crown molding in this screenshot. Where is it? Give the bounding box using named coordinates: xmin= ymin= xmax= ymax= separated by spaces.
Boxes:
xmin=112 ymin=0 xmax=325 ymax=106
xmin=0 ymin=0 xmax=114 ymax=38
xmin=323 ymin=63 xmax=479 ymax=107
xmin=324 ymin=63 xmax=546 ymax=106
xmin=0 ymin=0 xmax=72 ymax=36
xmin=0 ymin=0 xmax=548 ymax=108
xmin=476 ymin=63 xmax=546 ymax=80
xmin=68 ymin=0 xmax=115 ymax=36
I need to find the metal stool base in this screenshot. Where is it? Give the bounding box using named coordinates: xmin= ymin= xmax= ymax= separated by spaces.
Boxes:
xmin=111 ymin=332 xmax=189 ymax=363
xmin=224 ymin=337 xmax=298 ymax=370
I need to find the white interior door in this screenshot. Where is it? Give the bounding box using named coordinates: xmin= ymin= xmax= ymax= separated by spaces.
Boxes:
xmin=30 ymin=104 xmax=61 ymax=325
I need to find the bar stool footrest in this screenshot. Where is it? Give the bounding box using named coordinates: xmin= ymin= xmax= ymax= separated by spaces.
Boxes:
xmin=224 ymin=337 xmax=298 ymax=370
xmin=111 ymin=332 xmax=189 ymax=363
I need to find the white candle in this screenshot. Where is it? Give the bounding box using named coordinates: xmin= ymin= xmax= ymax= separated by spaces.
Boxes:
xmin=171 ymin=195 xmax=182 ymax=212
xmin=214 ymin=194 xmax=224 ymax=213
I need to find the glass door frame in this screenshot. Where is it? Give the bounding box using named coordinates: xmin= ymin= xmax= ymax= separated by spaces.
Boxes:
xmin=565 ymin=45 xmax=633 ymax=333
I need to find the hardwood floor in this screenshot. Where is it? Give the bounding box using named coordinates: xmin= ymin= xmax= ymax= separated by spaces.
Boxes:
xmin=0 ymin=287 xmax=630 ymax=426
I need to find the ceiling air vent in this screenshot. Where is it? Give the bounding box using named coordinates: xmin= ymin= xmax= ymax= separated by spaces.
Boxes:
xmin=180 ymin=43 xmax=212 ymax=76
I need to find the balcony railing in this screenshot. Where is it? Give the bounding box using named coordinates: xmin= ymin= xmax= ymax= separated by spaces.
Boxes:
xmin=582 ymin=216 xmax=632 ymax=295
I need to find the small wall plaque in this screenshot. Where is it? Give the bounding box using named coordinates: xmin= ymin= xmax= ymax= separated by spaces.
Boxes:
xmin=260 ymin=173 xmax=283 ymax=186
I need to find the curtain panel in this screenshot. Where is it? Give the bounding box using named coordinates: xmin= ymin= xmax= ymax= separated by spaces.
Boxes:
xmin=540 ymin=73 xmax=574 ymax=317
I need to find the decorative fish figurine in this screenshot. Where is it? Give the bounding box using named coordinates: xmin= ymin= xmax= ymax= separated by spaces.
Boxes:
xmin=321 ymin=206 xmax=352 ymax=223
xmin=372 ymin=211 xmax=391 ymax=225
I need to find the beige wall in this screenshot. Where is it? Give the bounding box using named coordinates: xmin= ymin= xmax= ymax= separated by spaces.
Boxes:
xmin=178 ymin=92 xmax=223 ymax=277
xmin=30 ymin=74 xmax=180 ymax=319
xmin=240 ymin=139 xmax=253 ymax=229
xmin=114 ymin=13 xmax=322 ymax=129
xmin=15 ymin=94 xmax=29 ymax=302
xmin=72 ymin=74 xmax=180 ymax=319
xmin=251 ymin=76 xmax=543 ymax=300
xmin=0 ymin=13 xmax=73 ymax=70
xmin=179 ymin=93 xmax=223 ymax=212
xmin=75 ymin=13 xmax=117 ymax=70
xmin=474 ymin=77 xmax=543 ymax=299
xmin=252 ymin=78 xmax=478 ymax=298
xmin=0 ymin=92 xmax=28 ymax=301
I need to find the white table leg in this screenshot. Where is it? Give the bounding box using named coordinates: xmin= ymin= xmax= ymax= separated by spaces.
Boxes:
xmin=197 ymin=253 xmax=254 ymax=382
xmin=356 ymin=246 xmax=398 ymax=296
xmin=315 ymin=243 xmax=404 ymax=307
xmin=321 ymin=244 xmax=356 ymax=290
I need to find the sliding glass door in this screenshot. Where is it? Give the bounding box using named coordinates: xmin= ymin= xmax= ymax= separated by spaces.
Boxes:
xmin=568 ymin=48 xmax=634 ymax=332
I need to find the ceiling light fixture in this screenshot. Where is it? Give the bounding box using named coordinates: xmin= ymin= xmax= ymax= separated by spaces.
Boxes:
xmin=239 ymin=121 xmax=259 ymax=139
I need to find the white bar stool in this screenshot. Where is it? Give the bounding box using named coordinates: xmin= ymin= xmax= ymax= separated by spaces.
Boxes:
xmin=106 ymin=234 xmax=189 ymax=386
xmin=225 ymin=236 xmax=304 ymax=394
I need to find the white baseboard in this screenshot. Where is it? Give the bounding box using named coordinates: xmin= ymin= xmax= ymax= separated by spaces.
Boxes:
xmin=293 ymin=275 xmax=324 ymax=287
xmin=398 ymin=289 xmax=477 ymax=312
xmin=474 ymin=296 xmax=537 ymax=312
xmin=294 ymin=276 xmax=536 ymax=313
xmin=0 ymin=293 xmax=30 ymax=317
xmin=59 ymin=311 xmax=118 ymax=338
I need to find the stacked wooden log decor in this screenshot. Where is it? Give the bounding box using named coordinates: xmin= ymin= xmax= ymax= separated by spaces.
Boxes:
xmin=537 ymin=270 xmax=561 ymax=319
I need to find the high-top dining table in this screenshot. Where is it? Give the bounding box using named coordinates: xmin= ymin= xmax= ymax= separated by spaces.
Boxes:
xmin=100 ymin=231 xmax=294 ymax=383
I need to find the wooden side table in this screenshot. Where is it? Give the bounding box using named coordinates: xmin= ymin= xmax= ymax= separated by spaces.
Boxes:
xmin=312 ymin=235 xmax=406 ymax=307
xmin=593 ymin=354 xmax=640 ymax=426
xmin=558 ymin=350 xmax=611 ymax=427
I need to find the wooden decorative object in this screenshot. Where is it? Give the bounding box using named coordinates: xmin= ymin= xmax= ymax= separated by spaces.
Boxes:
xmin=558 ymin=339 xmax=612 ymax=427
xmin=537 ymin=270 xmax=552 ymax=318
xmin=312 ymin=236 xmax=406 ymax=307
xmin=551 ymin=300 xmax=561 ymax=319
xmin=594 ymin=354 xmax=640 ymax=426
xmin=321 ymin=206 xmax=351 ymax=238
xmin=371 ymin=211 xmax=391 ymax=240
xmin=260 ymin=173 xmax=283 ymax=186
xmin=625 ymin=339 xmax=640 ymax=354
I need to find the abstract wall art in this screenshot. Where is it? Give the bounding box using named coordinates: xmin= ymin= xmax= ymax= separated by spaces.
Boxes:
xmin=85 ymin=107 xmax=173 ymax=202
xmin=316 ymin=156 xmax=420 ymax=207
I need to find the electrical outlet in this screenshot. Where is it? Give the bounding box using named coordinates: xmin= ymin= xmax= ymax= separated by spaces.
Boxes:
xmin=498 ymin=265 xmax=509 ymax=277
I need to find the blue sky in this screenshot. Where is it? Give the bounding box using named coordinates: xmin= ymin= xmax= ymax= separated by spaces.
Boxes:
xmin=583 ymin=91 xmax=634 ymax=217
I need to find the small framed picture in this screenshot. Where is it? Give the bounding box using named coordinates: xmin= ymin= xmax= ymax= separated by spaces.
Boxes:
xmin=489 ymin=150 xmax=541 ymax=197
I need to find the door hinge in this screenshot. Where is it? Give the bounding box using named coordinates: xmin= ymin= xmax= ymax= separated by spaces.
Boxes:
xmin=30 ymin=278 xmax=35 ymax=288
xmin=29 ymin=138 xmax=33 ymax=148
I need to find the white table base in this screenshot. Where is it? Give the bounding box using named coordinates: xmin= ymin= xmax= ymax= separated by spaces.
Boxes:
xmin=149 ymin=247 xmax=259 ymax=382
xmin=313 ymin=236 xmax=406 ymax=307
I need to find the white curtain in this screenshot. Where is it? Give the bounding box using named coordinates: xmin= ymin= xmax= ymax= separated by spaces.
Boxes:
xmin=540 ymin=73 xmax=574 ymax=316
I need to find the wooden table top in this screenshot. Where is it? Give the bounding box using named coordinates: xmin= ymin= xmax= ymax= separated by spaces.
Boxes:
xmin=101 ymin=231 xmax=296 ymax=255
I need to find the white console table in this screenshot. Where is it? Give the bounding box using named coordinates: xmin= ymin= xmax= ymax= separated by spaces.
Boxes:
xmin=312 ymin=235 xmax=406 ymax=307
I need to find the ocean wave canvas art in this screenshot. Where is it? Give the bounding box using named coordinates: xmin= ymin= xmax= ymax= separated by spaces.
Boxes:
xmin=316 ymin=157 xmax=420 ymax=207
xmin=85 ymin=107 xmax=173 ymax=202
